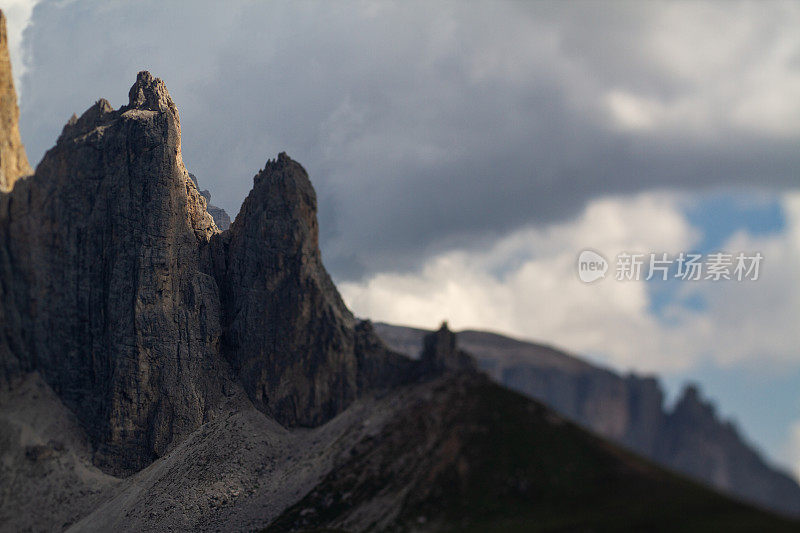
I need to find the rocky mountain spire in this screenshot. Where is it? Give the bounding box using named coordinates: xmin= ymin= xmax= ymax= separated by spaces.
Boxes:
xmin=0 ymin=69 xmax=409 ymax=473
xmin=126 ymin=70 xmax=178 ymax=114
xmin=213 ymin=152 xmax=410 ymax=426
xmin=0 ymin=9 xmax=32 ymax=192
xmin=0 ymin=71 xmax=224 ymax=474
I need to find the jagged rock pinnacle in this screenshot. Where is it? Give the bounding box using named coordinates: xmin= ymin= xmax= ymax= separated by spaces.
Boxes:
xmin=0 ymin=60 xmax=409 ymax=473
xmin=57 ymin=99 xmax=114 ymax=143
xmin=420 ymin=322 xmax=478 ymax=374
xmin=127 ymin=70 xmax=177 ymax=114
xmin=0 ymin=9 xmax=32 ymax=192
xmin=0 ymin=68 xmax=221 ymax=473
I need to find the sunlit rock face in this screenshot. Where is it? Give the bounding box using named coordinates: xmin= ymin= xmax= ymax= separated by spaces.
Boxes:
xmin=189 ymin=172 xmax=231 ymax=230
xmin=0 ymin=10 xmax=31 ymax=192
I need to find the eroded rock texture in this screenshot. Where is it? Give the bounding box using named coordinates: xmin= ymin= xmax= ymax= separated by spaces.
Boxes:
xmin=0 ymin=69 xmax=407 ymax=474
xmin=1 ymin=72 xmax=227 ymax=473
xmin=213 ymin=153 xmax=410 ymax=427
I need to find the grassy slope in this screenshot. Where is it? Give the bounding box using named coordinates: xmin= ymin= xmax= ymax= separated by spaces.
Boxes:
xmin=266 ymin=374 xmax=799 ymax=532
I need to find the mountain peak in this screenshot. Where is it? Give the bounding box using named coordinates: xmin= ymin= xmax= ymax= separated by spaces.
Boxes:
xmin=0 ymin=9 xmax=32 ymax=192
xmin=58 ymin=98 xmax=114 ymax=143
xmin=126 ymin=70 xmax=176 ymax=113
xmin=674 ymin=383 xmax=717 ymax=421
xmin=262 ymin=151 xmax=303 ymax=177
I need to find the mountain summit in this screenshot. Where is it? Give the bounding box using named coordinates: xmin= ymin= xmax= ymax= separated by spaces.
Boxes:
xmin=0 ymin=68 xmax=408 ymax=475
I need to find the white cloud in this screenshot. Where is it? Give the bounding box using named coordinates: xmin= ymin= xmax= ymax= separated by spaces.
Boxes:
xmin=675 ymin=192 xmax=800 ymax=368
xmin=342 ymin=190 xmax=800 ymax=376
xmin=341 ymin=192 xmax=703 ymax=372
xmin=342 ymin=189 xmax=800 ymax=478
xmin=597 ymin=1 xmax=800 ymax=138
xmin=605 ymin=90 xmax=660 ymax=131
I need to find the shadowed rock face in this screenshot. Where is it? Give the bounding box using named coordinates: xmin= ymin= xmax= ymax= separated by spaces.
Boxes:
xmin=1 ymin=71 xmax=227 ymax=473
xmin=212 ymin=153 xmax=412 ymax=426
xmin=0 ymin=69 xmax=407 ymax=473
xmin=207 ymin=203 xmax=231 ymax=230
xmin=0 ymin=11 xmax=31 ymax=192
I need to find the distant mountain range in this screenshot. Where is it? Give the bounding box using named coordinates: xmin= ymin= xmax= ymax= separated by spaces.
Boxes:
xmin=375 ymin=322 xmax=800 ymax=518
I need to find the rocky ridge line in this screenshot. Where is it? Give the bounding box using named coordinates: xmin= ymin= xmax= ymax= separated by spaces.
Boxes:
xmin=374 ymin=322 xmax=800 ymax=518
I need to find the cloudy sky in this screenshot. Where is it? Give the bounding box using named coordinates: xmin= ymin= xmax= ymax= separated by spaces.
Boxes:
xmin=3 ymin=0 xmax=799 ymax=478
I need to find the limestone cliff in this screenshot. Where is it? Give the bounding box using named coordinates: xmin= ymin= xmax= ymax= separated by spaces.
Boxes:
xmin=213 ymin=153 xmax=411 ymax=427
xmin=0 ymin=35 xmax=796 ymax=530
xmin=1 ymin=72 xmax=227 ymax=473
xmin=0 ymin=71 xmax=407 ymax=473
xmin=0 ymin=10 xmax=31 ymax=192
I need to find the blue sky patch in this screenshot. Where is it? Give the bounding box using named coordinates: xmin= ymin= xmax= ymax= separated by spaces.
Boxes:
xmin=684 ymin=192 xmax=785 ymax=252
xmin=646 ymin=192 xmax=784 ymax=320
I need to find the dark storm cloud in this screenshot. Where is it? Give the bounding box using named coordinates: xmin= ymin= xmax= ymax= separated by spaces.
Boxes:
xmin=18 ymin=0 xmax=800 ymax=279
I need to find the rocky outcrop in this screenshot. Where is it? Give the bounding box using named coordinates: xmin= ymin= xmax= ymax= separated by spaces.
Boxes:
xmin=375 ymin=323 xmax=800 ymax=518
xmin=654 ymin=385 xmax=800 ymax=518
xmin=0 ymin=70 xmax=407 ymax=473
xmin=0 ymin=10 xmax=31 ymax=192
xmin=419 ymin=322 xmax=477 ymax=375
xmin=212 ymin=153 xmax=411 ymax=427
xmin=1 ymin=72 xmax=228 ymax=473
